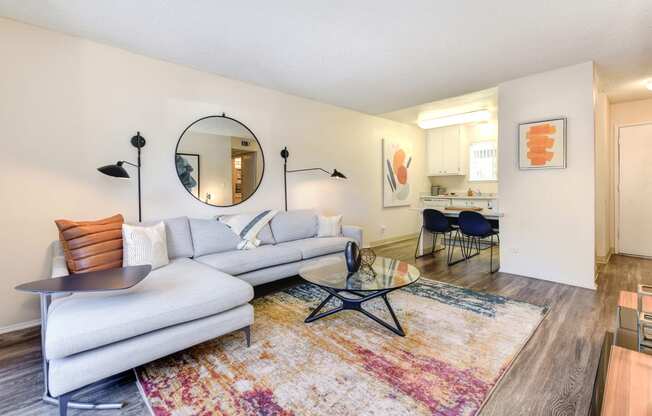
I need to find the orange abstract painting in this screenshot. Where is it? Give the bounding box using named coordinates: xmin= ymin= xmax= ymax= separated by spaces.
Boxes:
xmin=518 ymin=118 xmax=566 ymax=169
xmin=383 ymin=139 xmax=412 ymax=207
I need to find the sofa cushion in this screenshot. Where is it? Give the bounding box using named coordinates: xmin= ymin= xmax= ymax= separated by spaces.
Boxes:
xmin=48 ymin=304 xmax=253 ymax=397
xmin=189 ymin=218 xmax=240 ymax=257
xmin=237 ymin=253 xmax=343 ymax=286
xmin=45 ymin=258 xmax=253 ymax=360
xmin=162 ymin=217 xmax=194 ymax=259
xmin=137 ymin=217 xmax=194 ymax=259
xmin=277 ymin=237 xmax=354 ymax=260
xmin=270 ymin=209 xmax=318 ymax=243
xmin=195 ymin=244 xmax=302 ymax=275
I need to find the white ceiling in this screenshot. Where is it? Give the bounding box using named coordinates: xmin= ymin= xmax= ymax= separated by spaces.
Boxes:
xmin=1 ymin=0 xmax=651 ymax=114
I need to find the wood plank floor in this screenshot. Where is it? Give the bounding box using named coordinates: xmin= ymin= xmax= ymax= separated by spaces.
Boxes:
xmin=1 ymin=240 xmax=650 ymax=415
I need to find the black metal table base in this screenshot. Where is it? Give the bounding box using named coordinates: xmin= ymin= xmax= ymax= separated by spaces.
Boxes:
xmin=305 ymin=287 xmax=406 ymax=336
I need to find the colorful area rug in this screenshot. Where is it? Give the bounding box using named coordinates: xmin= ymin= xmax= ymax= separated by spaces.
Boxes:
xmin=136 ymin=280 xmax=547 ymax=416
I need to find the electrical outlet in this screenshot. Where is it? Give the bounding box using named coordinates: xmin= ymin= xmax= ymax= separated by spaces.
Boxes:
xmin=380 ymin=225 xmax=386 ymax=235
xmin=511 ymin=247 xmax=519 ymax=255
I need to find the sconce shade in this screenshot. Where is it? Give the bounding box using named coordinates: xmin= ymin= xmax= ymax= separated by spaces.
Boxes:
xmin=331 ymin=169 xmax=347 ymax=179
xmin=98 ymin=163 xmax=130 ymax=178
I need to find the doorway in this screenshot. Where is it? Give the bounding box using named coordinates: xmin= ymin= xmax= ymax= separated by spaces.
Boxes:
xmin=618 ymin=122 xmax=652 ymax=257
xmin=231 ymin=149 xmax=258 ymax=204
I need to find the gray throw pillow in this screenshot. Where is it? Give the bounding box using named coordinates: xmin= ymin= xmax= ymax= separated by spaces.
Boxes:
xmin=139 ymin=216 xmax=193 ymax=259
xmin=189 ymin=218 xmax=241 ymax=257
xmin=270 ymin=209 xmax=318 ymax=243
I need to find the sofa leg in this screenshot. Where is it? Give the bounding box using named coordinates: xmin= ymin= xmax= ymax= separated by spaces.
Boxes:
xmin=58 ymin=392 xmax=71 ymax=416
xmin=43 ymin=393 xmax=125 ymax=410
xmin=243 ymin=325 xmax=251 ymax=347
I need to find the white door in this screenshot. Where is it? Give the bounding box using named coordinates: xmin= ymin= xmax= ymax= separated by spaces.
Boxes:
xmin=619 ymin=123 xmax=652 ymax=257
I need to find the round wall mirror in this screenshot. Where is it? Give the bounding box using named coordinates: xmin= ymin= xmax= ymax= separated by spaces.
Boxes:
xmin=175 ymin=115 xmax=264 ymax=207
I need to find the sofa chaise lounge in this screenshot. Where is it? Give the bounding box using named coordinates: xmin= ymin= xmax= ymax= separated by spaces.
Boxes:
xmin=43 ymin=209 xmax=362 ymax=415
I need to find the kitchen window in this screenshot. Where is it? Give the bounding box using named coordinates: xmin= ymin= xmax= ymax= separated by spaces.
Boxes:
xmin=469 ymin=141 xmax=497 ymax=181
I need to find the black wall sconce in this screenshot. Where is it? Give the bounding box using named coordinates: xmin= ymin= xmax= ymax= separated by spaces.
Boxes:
xmin=280 ymin=146 xmax=346 ymax=211
xmin=98 ymin=132 xmax=146 ymax=222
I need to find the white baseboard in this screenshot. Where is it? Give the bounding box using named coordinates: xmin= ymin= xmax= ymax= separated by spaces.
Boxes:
xmin=369 ymin=233 xmax=419 ymax=248
xmin=0 ymin=319 xmax=40 ymax=335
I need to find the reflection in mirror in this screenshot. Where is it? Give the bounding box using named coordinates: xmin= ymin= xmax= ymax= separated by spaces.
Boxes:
xmin=175 ymin=115 xmax=264 ymax=207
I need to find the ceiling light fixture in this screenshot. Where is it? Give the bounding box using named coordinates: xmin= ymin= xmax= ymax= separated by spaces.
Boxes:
xmin=647 ymin=80 xmax=652 ymax=91
xmin=418 ymin=110 xmax=490 ymax=129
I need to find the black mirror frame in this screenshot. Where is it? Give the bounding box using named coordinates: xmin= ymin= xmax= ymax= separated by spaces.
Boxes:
xmin=174 ymin=114 xmax=265 ymax=208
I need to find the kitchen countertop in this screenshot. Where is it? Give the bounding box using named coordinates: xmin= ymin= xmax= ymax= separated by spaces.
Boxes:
xmin=411 ymin=207 xmax=503 ymax=218
xmin=420 ymin=195 xmax=498 ymax=200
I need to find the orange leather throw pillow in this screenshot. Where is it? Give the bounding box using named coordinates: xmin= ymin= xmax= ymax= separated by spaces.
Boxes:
xmin=55 ymin=214 xmax=124 ymax=274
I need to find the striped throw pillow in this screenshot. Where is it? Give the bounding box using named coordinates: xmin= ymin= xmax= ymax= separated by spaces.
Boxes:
xmin=55 ymin=214 xmax=124 ymax=274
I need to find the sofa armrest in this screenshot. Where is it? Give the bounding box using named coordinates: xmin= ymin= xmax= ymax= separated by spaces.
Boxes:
xmin=51 ymin=241 xmax=69 ymax=278
xmin=342 ymin=225 xmax=363 ymax=246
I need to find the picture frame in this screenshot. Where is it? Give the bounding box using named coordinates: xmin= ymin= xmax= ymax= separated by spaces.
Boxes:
xmin=518 ymin=117 xmax=566 ymax=170
xmin=175 ymin=153 xmax=201 ymax=198
xmin=382 ymin=138 xmax=412 ymax=207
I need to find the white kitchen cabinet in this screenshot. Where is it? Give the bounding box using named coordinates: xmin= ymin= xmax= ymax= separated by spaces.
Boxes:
xmin=426 ymin=131 xmax=443 ymax=176
xmin=426 ymin=126 xmax=465 ymax=176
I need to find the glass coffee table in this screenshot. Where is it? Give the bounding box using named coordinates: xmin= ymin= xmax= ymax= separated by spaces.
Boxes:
xmin=299 ymin=256 xmax=420 ymax=336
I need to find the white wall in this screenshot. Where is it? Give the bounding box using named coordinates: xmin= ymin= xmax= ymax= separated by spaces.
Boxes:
xmin=497 ymin=62 xmax=596 ymax=289
xmin=0 ymin=19 xmax=427 ymax=328
xmin=611 ymin=98 xmax=652 ymax=126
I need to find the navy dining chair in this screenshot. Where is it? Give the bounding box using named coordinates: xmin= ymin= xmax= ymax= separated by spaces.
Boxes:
xmin=415 ymin=209 xmax=456 ymax=263
xmin=456 ymin=211 xmax=499 ymax=273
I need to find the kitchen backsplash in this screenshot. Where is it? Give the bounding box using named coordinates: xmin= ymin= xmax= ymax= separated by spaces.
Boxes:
xmin=428 ymin=175 xmax=498 ymax=195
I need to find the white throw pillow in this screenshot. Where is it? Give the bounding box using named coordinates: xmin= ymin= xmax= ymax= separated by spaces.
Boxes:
xmin=122 ymin=222 xmax=169 ymax=270
xmin=318 ymin=215 xmax=343 ymax=238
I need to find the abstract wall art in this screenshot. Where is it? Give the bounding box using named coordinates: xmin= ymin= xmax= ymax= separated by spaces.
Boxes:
xmin=518 ymin=118 xmax=566 ymax=169
xmin=175 ymin=153 xmax=200 ymax=198
xmin=383 ymin=138 xmax=412 ymax=207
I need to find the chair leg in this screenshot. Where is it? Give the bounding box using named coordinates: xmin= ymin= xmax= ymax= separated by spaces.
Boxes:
xmin=431 ymin=232 xmax=437 ymax=255
xmin=448 ymin=229 xmax=463 ymax=266
xmin=456 ymin=232 xmax=463 ymax=257
xmin=462 ymin=234 xmax=471 ymax=261
xmin=414 ymin=227 xmax=424 ymax=258
xmin=490 ymin=234 xmax=493 ymax=273
xmin=459 ymin=233 xmax=466 ymax=259
xmin=490 ymin=234 xmax=499 ymax=274
xmin=447 ymin=231 xmax=455 ymax=264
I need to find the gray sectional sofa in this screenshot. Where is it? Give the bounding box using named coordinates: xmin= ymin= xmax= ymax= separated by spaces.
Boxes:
xmin=46 ymin=209 xmax=362 ymax=412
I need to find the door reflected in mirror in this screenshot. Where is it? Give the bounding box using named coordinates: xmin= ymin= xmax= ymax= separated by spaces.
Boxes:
xmin=175 ymin=115 xmax=264 ymax=207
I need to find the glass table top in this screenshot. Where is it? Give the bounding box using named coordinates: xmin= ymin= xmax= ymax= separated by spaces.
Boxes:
xmin=299 ymin=256 xmax=420 ymax=291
